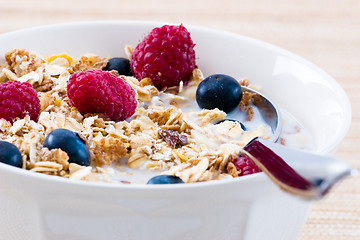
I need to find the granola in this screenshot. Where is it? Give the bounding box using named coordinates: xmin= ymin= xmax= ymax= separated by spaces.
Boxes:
xmin=0 ymin=48 xmax=270 ymax=184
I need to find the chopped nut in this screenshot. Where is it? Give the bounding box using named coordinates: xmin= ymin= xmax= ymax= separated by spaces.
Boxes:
xmin=33 ymin=78 xmax=53 ymax=92
xmin=227 ymin=161 xmax=240 ymax=178
xmin=139 ymin=77 xmax=153 ymax=87
xmin=239 ymin=78 xmax=249 ymax=86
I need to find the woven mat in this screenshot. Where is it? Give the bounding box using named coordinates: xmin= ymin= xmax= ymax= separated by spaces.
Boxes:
xmin=0 ymin=0 xmax=359 ymax=239
xmin=299 ymin=175 xmax=360 ymax=239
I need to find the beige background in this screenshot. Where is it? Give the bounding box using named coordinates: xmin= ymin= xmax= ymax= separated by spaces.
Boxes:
xmin=1 ymin=0 xmax=359 ymax=239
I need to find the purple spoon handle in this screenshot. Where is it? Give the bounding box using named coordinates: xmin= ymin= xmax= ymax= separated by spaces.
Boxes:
xmin=243 ymin=138 xmax=356 ymax=199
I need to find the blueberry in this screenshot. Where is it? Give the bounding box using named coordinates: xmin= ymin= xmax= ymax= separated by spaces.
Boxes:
xmin=147 ymin=175 xmax=184 ymax=184
xmin=103 ymin=57 xmax=132 ymax=76
xmin=43 ymin=128 xmax=91 ymax=166
xmin=216 ymin=119 xmax=247 ymax=131
xmin=0 ymin=141 xmax=22 ymax=168
xmin=196 ymin=74 xmax=242 ymax=113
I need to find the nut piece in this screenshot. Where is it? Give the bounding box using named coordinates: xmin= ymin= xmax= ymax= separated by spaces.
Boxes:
xmin=226 ymin=161 xmax=240 ymax=178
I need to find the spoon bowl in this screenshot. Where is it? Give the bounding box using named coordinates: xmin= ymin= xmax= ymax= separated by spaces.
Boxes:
xmin=241 ymin=86 xmax=282 ymax=142
xmin=239 ymin=87 xmax=356 ymax=199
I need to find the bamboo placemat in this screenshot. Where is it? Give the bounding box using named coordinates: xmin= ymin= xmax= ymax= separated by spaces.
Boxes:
xmin=0 ymin=0 xmax=359 ymax=239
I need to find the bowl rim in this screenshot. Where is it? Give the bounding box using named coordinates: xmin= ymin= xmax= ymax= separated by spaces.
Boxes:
xmin=0 ymin=20 xmax=352 ymax=190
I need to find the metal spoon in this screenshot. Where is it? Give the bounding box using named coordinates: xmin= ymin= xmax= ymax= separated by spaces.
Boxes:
xmin=240 ymin=86 xmax=282 ymax=142
xmin=239 ymin=86 xmax=357 ymax=200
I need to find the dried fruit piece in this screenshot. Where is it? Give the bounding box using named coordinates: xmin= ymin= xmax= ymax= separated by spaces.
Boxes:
xmin=158 ymin=129 xmax=187 ymax=148
xmin=45 ymin=53 xmax=73 ymax=64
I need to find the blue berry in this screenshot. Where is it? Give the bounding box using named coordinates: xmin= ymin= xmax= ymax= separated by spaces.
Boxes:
xmin=147 ymin=175 xmax=184 ymax=184
xmin=196 ymin=74 xmax=242 ymax=113
xmin=0 ymin=141 xmax=22 ymax=168
xmin=103 ymin=57 xmax=132 ymax=76
xmin=216 ymin=119 xmax=246 ymax=131
xmin=43 ymin=128 xmax=91 ymax=166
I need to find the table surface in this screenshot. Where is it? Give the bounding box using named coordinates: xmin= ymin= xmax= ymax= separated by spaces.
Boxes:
xmin=1 ymin=0 xmax=359 ymax=239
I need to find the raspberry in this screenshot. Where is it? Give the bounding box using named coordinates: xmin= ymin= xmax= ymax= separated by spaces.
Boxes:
xmin=131 ymin=24 xmax=196 ymax=89
xmin=0 ymin=81 xmax=40 ymax=123
xmin=67 ymin=69 xmax=137 ymax=122
xmin=233 ymin=153 xmax=262 ymax=176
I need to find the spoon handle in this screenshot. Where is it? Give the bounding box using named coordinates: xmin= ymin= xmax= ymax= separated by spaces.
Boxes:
xmin=243 ymin=138 xmax=357 ymax=200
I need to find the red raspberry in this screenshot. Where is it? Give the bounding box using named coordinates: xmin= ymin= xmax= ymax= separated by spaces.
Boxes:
xmin=67 ymin=70 xmax=137 ymax=122
xmin=233 ymin=153 xmax=262 ymax=176
xmin=0 ymin=81 xmax=40 ymax=123
xmin=131 ymin=24 xmax=196 ymax=89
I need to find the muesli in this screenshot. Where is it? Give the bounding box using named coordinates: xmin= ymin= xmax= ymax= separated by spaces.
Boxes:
xmin=0 ymin=25 xmax=312 ymax=184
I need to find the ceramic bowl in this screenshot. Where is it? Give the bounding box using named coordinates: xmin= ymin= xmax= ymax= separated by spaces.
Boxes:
xmin=0 ymin=21 xmax=351 ymax=240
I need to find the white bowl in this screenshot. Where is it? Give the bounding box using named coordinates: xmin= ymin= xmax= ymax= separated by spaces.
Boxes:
xmin=0 ymin=21 xmax=351 ymax=240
